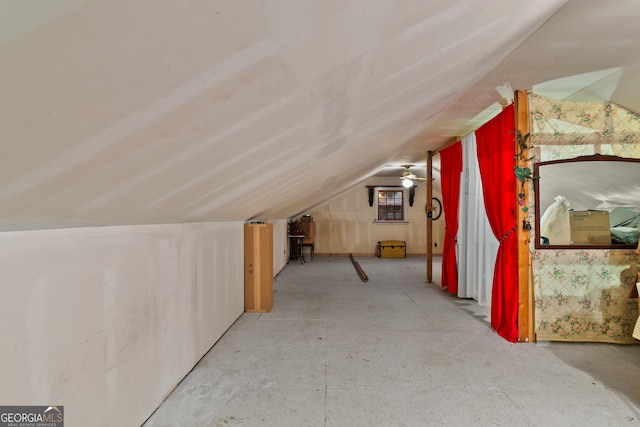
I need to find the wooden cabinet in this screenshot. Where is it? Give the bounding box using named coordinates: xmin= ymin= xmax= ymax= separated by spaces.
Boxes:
xmin=244 ymin=223 xmax=273 ymax=312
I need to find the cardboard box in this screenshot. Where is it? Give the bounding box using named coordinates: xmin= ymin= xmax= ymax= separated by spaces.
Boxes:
xmin=548 ymin=210 xmax=611 ymax=245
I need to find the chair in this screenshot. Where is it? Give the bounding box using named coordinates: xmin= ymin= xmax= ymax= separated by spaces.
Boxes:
xmin=300 ymin=240 xmax=314 ymax=261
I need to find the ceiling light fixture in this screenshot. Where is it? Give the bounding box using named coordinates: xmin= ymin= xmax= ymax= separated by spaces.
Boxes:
xmin=399 ymin=165 xmax=426 ymax=187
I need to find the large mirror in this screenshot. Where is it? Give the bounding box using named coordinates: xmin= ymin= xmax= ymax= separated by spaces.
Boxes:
xmin=534 ymin=155 xmax=640 ymax=249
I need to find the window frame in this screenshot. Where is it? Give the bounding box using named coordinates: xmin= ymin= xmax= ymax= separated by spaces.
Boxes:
xmin=373 ymin=187 xmax=409 ymax=223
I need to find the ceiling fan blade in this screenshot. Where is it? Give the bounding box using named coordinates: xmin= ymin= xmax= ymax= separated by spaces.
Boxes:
xmin=398 ymin=165 xmax=428 ymax=182
xmin=399 ymin=175 xmax=426 ymax=180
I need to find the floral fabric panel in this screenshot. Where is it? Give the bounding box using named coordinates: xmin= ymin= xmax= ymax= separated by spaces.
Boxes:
xmin=533 ymin=249 xmax=639 ymax=343
xmin=529 ymin=94 xmax=640 ymax=343
xmin=530 ymin=93 xmax=640 ymax=161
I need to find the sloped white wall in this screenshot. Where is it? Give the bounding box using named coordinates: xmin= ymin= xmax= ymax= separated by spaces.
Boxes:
xmin=270 ymin=219 xmax=290 ymax=274
xmin=0 ymin=221 xmax=245 ymax=426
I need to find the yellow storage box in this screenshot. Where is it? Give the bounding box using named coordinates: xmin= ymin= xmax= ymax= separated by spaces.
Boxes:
xmin=376 ymin=240 xmax=406 ymax=258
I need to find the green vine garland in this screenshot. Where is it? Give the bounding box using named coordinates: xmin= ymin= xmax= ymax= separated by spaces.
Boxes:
xmin=514 ymin=130 xmax=537 ymax=223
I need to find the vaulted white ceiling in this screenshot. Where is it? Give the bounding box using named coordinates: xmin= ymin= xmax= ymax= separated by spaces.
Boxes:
xmin=2 ymin=0 xmax=640 ymax=231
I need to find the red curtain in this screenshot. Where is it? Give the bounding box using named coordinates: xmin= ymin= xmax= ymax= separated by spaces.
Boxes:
xmin=439 ymin=141 xmax=462 ymax=294
xmin=475 ymin=104 xmax=518 ymax=342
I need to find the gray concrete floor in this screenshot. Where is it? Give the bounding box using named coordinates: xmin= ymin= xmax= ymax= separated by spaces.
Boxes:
xmin=143 ymin=256 xmax=640 ymax=427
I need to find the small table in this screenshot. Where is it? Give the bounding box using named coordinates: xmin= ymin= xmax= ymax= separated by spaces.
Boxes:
xmin=288 ymin=234 xmax=306 ymax=264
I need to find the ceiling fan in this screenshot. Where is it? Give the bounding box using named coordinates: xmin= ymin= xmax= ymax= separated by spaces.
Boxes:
xmin=399 ymin=165 xmax=427 ymax=187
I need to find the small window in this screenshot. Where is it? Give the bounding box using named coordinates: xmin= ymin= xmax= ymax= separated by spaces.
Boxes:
xmin=375 ymin=188 xmax=407 ymax=222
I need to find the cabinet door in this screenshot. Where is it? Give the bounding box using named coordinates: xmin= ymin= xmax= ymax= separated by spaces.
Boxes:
xmin=244 ymin=224 xmax=273 ymax=312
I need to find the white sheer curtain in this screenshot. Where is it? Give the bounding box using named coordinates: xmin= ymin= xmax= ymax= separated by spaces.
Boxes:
xmin=457 ymin=133 xmax=498 ymax=306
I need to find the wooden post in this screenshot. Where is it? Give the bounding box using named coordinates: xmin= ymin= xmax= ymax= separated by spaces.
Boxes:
xmin=426 ymin=151 xmax=433 ymax=282
xmin=515 ymin=90 xmax=534 ymax=342
xmin=244 ymin=223 xmax=274 ymax=313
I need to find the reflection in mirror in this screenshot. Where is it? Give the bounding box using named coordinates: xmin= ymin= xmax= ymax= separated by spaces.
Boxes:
xmin=534 ymin=155 xmax=640 ymax=249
